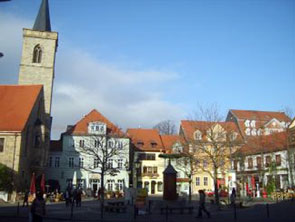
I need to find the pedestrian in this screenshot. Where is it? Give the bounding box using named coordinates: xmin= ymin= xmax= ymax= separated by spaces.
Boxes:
xmin=73 ymin=188 xmax=77 ymax=206
xmin=23 ymin=190 xmax=29 ymax=207
xmin=65 ymin=189 xmax=70 ymax=207
xmin=196 ymin=190 xmax=211 ymax=218
xmin=76 ymin=188 xmax=82 ymax=207
xmin=31 ymin=191 xmax=46 ymax=222
xmin=230 ymin=188 xmax=236 ymax=207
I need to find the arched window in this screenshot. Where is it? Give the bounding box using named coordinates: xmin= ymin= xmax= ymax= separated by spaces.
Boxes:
xmin=32 ymin=45 xmax=42 ymax=63
xmin=194 ymin=130 xmax=202 ymax=140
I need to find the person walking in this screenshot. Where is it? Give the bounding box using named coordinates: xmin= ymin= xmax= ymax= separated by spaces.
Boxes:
xmin=230 ymin=188 xmax=236 ymax=207
xmin=23 ymin=190 xmax=29 ymax=207
xmin=76 ymin=188 xmax=82 ymax=207
xmin=196 ymin=190 xmax=211 ymax=218
xmin=31 ymin=191 xmax=46 ymax=222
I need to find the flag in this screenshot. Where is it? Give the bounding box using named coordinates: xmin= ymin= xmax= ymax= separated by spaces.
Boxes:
xmin=30 ymin=173 xmax=36 ymax=194
xmin=40 ymin=173 xmax=46 ymax=194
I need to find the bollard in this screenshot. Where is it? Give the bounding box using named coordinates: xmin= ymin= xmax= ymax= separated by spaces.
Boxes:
xmin=266 ymin=203 xmax=269 ymax=218
xmin=17 ymin=202 xmax=20 ymax=216
xmin=133 ymin=205 xmax=137 ymax=221
xmin=233 ymin=203 xmax=237 ymax=221
xmin=165 ymin=205 xmax=168 ymax=222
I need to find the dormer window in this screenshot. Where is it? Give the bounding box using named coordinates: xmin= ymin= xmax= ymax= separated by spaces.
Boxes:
xmin=194 ymin=130 xmax=202 ymax=140
xmin=137 ymin=140 xmax=144 ymax=147
xmin=245 ymin=128 xmax=251 ymax=136
xmin=245 ymin=120 xmax=250 ymax=127
xmin=151 ymin=141 xmax=157 ymax=148
xmin=250 ymin=120 xmax=256 ymax=127
xmin=230 ymin=132 xmax=237 ymax=141
xmin=32 ymin=44 xmax=42 ymax=63
xmin=88 ymin=122 xmax=106 ymax=135
xmin=251 ymin=129 xmax=257 ymax=136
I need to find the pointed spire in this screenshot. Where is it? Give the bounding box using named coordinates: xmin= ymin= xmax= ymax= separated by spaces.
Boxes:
xmin=33 ymin=0 xmax=51 ymax=32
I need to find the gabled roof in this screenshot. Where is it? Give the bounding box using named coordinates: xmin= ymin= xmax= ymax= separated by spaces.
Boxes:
xmin=235 ymin=132 xmax=287 ymax=156
xmin=0 ymin=85 xmax=43 ymax=132
xmin=229 ymin=109 xmax=290 ymax=122
xmin=180 ymin=120 xmax=241 ymax=141
xmin=65 ymin=109 xmax=124 ymax=136
xmin=127 ymin=128 xmax=164 ymax=152
xmin=160 ymin=135 xmax=186 ymax=153
xmin=33 ymin=0 xmax=51 ymax=32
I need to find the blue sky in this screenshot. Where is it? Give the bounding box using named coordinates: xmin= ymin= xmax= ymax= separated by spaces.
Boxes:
xmin=0 ymin=0 xmax=294 ymax=138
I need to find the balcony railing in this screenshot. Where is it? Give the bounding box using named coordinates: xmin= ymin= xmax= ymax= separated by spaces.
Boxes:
xmin=142 ymin=173 xmax=159 ymax=178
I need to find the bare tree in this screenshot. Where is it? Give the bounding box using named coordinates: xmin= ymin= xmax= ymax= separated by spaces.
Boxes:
xmin=75 ymin=128 xmax=129 ymax=219
xmin=153 ymin=120 xmax=177 ymax=135
xmin=186 ymin=104 xmax=242 ymax=206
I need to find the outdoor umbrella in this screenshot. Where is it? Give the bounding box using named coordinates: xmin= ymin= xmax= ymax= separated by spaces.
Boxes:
xmin=246 ymin=182 xmax=249 ymax=194
xmin=30 ymin=172 xmax=36 ymax=195
xmin=40 ymin=173 xmax=46 ymax=194
xmin=251 ymin=176 xmax=256 ymax=189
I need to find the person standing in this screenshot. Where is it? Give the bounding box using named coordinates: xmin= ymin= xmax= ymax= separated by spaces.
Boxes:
xmin=31 ymin=192 xmax=46 ymax=222
xmin=76 ymin=188 xmax=82 ymax=207
xmin=196 ymin=190 xmax=211 ymax=218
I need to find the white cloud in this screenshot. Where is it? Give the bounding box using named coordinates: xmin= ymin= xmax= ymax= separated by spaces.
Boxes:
xmin=0 ymin=12 xmax=185 ymax=139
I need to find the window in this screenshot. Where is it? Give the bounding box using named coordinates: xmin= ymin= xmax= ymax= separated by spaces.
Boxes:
xmin=55 ymin=157 xmax=60 ymax=168
xmin=196 ymin=177 xmax=200 ymax=186
xmin=117 ymin=179 xmax=124 ymax=191
xmin=79 ymin=157 xmax=84 ymax=168
xmin=0 ymin=138 xmax=4 ymax=152
xmin=204 ymin=177 xmax=208 ymax=186
xmin=265 ymin=156 xmax=271 ymax=167
xmin=250 ymin=120 xmax=256 ymax=127
xmin=248 ymin=158 xmax=253 ymax=169
xmin=107 ymin=159 xmax=113 ymax=168
xmin=48 ymin=156 xmax=52 ymax=167
xmin=32 ymin=45 xmax=42 ymax=63
xmin=107 ymin=179 xmax=114 ymax=191
xmin=256 ymin=157 xmax=262 ymax=169
xmin=151 ymin=141 xmax=157 ymax=148
xmin=251 ymin=129 xmax=257 ymax=136
xmin=275 ymin=155 xmax=281 ymax=166
xmin=245 ymin=120 xmax=250 ymax=127
xmin=117 ymin=141 xmax=123 ymax=149
xmin=34 ymin=135 xmax=41 ymax=148
xmin=94 ymin=159 xmax=99 ymax=168
xmin=234 ymin=160 xmax=238 ymax=170
xmin=138 ymin=153 xmax=156 ymax=160
xmin=69 ymin=157 xmax=74 ymax=168
xmin=157 ymin=182 xmax=163 ymax=192
xmin=203 ymin=160 xmax=208 ymax=168
xmin=194 ymin=130 xmax=202 ymax=140
xmin=118 ymin=159 xmax=123 ymax=169
xmin=108 ymin=140 xmax=114 ymax=148
xmin=245 ymin=128 xmax=251 ymax=136
xmin=79 ymin=140 xmax=84 ymax=148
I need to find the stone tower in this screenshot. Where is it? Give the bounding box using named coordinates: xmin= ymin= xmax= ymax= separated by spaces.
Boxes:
xmin=18 ymin=0 xmax=58 ymax=121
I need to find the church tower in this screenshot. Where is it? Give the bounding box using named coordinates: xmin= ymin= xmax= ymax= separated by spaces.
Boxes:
xmin=18 ymin=0 xmax=58 ymax=119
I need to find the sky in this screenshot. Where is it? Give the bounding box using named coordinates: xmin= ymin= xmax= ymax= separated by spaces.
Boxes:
xmin=0 ymin=0 xmax=294 ymax=139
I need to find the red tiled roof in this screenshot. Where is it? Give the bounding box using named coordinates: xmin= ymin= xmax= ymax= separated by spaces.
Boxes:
xmin=0 ymin=85 xmax=42 ymax=132
xmin=65 ymin=109 xmax=124 ymax=136
xmin=180 ymin=120 xmax=241 ymax=141
xmin=127 ymin=128 xmax=164 ymax=152
xmin=50 ymin=140 xmax=62 ymax=152
xmin=230 ymin=109 xmax=291 ymax=122
xmin=236 ymin=132 xmax=287 ymax=156
xmin=160 ymin=135 xmax=185 ymax=153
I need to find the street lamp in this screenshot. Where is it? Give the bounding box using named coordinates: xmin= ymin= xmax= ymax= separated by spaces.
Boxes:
xmin=134 ymin=159 xmax=141 ymax=189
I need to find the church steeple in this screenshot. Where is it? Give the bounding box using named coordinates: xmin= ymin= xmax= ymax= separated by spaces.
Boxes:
xmin=33 ymin=0 xmax=51 ymax=32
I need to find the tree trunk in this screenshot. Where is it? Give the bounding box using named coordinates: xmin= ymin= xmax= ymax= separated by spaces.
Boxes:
xmin=100 ymin=171 xmax=104 ymax=219
xmin=214 ymin=169 xmax=219 ymax=206
xmin=188 ymin=175 xmax=192 ymax=202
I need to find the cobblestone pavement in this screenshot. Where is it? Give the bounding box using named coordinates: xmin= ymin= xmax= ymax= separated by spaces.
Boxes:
xmin=1 ymin=199 xmax=295 ymax=222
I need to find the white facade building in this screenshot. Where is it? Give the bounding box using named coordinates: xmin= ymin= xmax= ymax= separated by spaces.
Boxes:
xmin=46 ymin=109 xmax=130 ymax=192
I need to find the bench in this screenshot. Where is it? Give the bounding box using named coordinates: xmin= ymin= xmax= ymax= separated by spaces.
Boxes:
xmin=104 ymin=205 xmax=127 ymax=213
xmin=160 ymin=206 xmax=194 ymax=214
